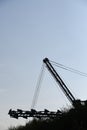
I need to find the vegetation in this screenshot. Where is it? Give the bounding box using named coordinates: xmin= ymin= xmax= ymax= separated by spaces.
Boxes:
xmin=8 ymin=106 xmax=87 ymax=130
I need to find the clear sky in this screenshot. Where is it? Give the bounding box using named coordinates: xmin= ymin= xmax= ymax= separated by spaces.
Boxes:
xmin=1 ymin=0 xmax=87 ymax=129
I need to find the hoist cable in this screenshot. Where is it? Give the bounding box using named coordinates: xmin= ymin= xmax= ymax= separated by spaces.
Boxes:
xmin=31 ymin=63 xmax=45 ymax=109
xmin=50 ymin=60 xmax=87 ymax=77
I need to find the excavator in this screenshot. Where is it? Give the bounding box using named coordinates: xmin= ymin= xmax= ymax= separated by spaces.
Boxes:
xmin=8 ymin=57 xmax=87 ymax=119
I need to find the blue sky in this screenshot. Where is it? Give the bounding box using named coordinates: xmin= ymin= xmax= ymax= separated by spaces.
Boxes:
xmin=1 ymin=0 xmax=87 ymax=129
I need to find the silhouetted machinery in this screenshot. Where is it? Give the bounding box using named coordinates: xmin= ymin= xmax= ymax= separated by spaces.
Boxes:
xmin=8 ymin=58 xmax=87 ymax=119
xmin=8 ymin=109 xmax=62 ymax=119
xmin=43 ymin=58 xmax=87 ymax=108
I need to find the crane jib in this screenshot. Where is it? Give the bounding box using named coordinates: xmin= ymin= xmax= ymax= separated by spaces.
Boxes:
xmin=43 ymin=58 xmax=76 ymax=105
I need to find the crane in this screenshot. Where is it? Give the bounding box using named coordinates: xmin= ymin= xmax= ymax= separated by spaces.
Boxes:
xmin=8 ymin=57 xmax=87 ymax=119
xmin=43 ymin=58 xmax=87 ymax=108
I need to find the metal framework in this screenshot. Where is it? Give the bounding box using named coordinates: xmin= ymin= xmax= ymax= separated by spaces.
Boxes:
xmin=8 ymin=109 xmax=62 ymax=119
xmin=8 ymin=57 xmax=87 ymax=120
xmin=43 ymin=58 xmax=76 ymax=105
xmin=43 ymin=58 xmax=87 ymax=108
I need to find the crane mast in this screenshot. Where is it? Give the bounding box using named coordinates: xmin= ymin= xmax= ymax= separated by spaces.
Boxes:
xmin=43 ymin=58 xmax=81 ymax=107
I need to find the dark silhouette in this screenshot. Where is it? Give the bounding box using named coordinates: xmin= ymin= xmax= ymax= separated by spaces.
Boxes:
xmin=8 ymin=106 xmax=87 ymax=130
xmin=43 ymin=58 xmax=87 ymax=108
xmin=8 ymin=108 xmax=62 ymax=119
xmin=8 ymin=58 xmax=87 ymax=130
xmin=8 ymin=58 xmax=87 ymax=120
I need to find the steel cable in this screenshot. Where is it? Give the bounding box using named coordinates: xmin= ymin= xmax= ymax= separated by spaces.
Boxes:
xmin=50 ymin=60 xmax=87 ymax=77
xmin=31 ymin=63 xmax=45 ymax=109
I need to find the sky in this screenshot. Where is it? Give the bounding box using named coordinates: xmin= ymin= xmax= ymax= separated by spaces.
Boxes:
xmin=1 ymin=0 xmax=87 ymax=129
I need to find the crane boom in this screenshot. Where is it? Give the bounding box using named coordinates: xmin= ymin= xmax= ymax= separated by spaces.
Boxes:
xmin=43 ymin=58 xmax=77 ymax=106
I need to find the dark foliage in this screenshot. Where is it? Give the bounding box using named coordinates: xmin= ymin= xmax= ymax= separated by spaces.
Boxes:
xmin=8 ymin=106 xmax=87 ymax=130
